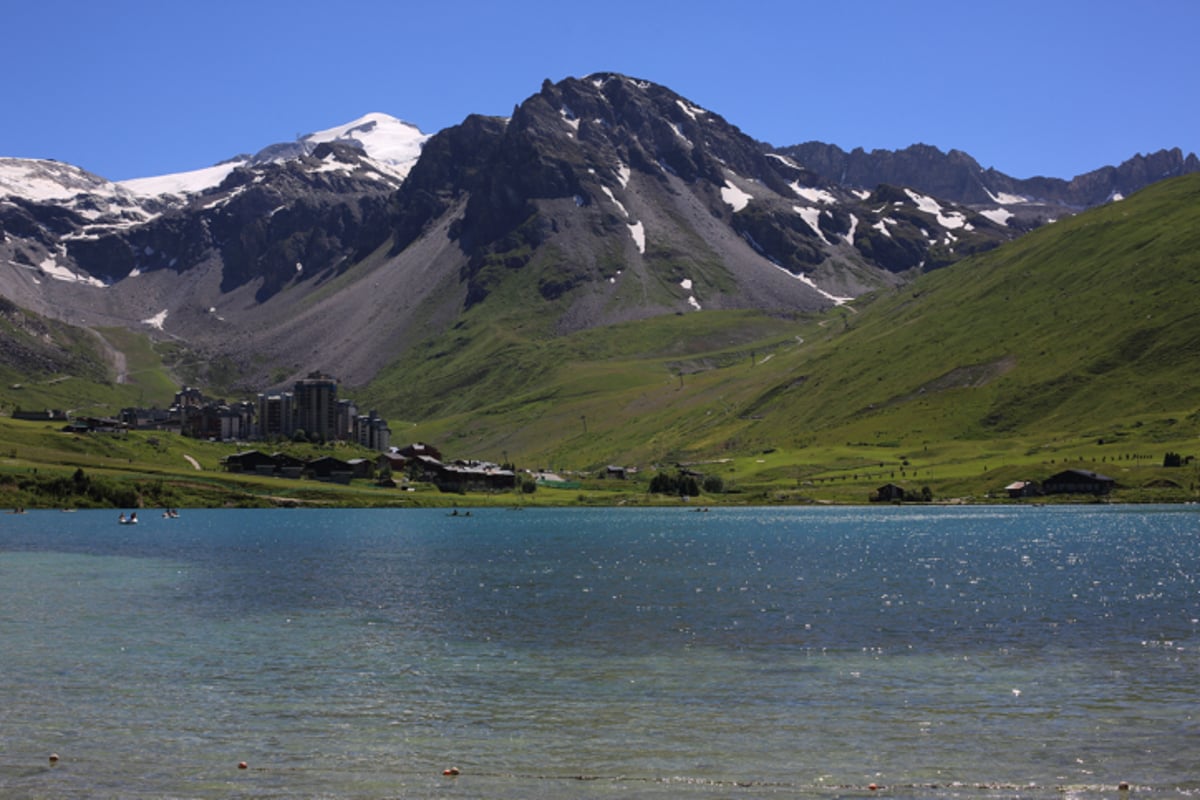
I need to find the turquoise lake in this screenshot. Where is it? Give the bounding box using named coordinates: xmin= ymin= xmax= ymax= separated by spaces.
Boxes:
xmin=0 ymin=505 xmax=1196 ymax=798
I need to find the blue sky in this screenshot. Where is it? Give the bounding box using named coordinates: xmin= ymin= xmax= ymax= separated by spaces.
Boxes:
xmin=5 ymin=0 xmax=1197 ymax=181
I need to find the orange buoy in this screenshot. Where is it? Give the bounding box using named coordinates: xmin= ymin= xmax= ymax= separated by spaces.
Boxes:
xmin=869 ymin=783 xmax=878 ymax=791
xmin=442 ymin=767 xmax=460 ymax=776
xmin=238 ymin=761 xmax=248 ymax=770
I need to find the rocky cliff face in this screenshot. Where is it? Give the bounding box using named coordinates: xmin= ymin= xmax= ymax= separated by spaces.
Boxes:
xmin=380 ymin=74 xmax=1015 ymax=333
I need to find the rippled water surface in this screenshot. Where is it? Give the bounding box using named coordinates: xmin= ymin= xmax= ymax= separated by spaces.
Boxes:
xmin=0 ymin=506 xmax=1197 ymax=798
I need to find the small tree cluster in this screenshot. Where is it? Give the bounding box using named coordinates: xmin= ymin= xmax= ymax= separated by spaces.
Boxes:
xmin=649 ymin=471 xmax=701 ymax=497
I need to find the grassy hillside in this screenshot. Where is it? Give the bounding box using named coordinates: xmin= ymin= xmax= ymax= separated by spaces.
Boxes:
xmin=384 ymin=174 xmax=1200 ymax=501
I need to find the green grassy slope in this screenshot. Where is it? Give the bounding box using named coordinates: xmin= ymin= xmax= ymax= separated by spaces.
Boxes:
xmin=747 ymin=171 xmax=1200 ymax=442
xmin=385 ymin=174 xmax=1200 ymax=501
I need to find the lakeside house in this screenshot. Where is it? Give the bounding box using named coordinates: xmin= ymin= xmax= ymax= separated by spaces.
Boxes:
xmin=1005 ymin=480 xmax=1042 ymax=498
xmin=1042 ymin=469 xmax=1116 ymax=495
xmin=873 ymin=483 xmax=907 ymax=502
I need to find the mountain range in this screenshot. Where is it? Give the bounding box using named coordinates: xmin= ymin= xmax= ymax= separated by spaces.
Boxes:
xmin=1 ymin=73 xmax=1197 ymax=461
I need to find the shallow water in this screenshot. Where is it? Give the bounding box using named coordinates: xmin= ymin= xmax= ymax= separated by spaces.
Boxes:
xmin=0 ymin=505 xmax=1196 ymax=798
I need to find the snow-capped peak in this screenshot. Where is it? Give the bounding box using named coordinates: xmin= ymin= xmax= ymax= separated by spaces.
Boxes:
xmin=117 ymin=113 xmax=429 ymax=199
xmin=301 ymin=112 xmax=429 ymax=180
xmin=0 ymin=158 xmax=127 ymax=202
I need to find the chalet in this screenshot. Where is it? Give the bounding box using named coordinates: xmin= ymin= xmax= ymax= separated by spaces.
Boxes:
xmin=434 ymin=461 xmax=517 ymax=493
xmin=62 ymin=416 xmax=126 ymax=434
xmin=306 ymin=456 xmax=355 ymax=484
xmin=346 ymin=458 xmax=375 ymax=480
xmin=12 ymin=409 xmax=69 ymax=422
xmin=1005 ymin=480 xmax=1042 ymax=498
xmin=377 ymin=453 xmax=408 ymax=474
xmin=396 ymin=442 xmax=442 ymax=461
xmin=872 ymin=483 xmax=907 ymax=502
xmin=409 ymin=454 xmax=445 ymax=483
xmin=1042 ymin=469 xmax=1116 ymax=495
xmin=222 ymin=450 xmax=279 ymax=474
xmin=271 ymin=452 xmax=307 ymax=479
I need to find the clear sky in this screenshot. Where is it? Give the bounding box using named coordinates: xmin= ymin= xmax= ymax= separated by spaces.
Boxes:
xmin=4 ymin=0 xmax=1197 ymax=182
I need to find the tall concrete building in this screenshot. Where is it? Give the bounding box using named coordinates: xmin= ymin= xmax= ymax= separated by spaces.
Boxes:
xmin=257 ymin=392 xmax=294 ymax=439
xmin=353 ymin=409 xmax=391 ymax=452
xmin=293 ymin=372 xmax=338 ymax=443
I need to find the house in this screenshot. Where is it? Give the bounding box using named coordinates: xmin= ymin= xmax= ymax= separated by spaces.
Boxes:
xmin=409 ymin=454 xmax=445 ymax=483
xmin=63 ymin=416 xmax=126 ymax=434
xmin=1005 ymin=480 xmax=1042 ymax=498
xmin=433 ymin=460 xmax=517 ymax=493
xmin=306 ymin=456 xmax=355 ymax=484
xmin=397 ymin=442 xmax=442 ymax=461
xmin=222 ymin=450 xmax=279 ymax=474
xmin=377 ymin=453 xmax=408 ymax=474
xmin=872 ymin=483 xmax=907 ymax=502
xmin=12 ymin=409 xmax=69 ymax=422
xmin=271 ymin=452 xmax=307 ymax=479
xmin=346 ymin=458 xmax=375 ymax=480
xmin=1042 ymin=469 xmax=1116 ymax=495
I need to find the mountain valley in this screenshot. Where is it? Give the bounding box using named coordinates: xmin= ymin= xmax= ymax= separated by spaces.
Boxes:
xmin=1 ymin=73 xmax=1198 ymax=499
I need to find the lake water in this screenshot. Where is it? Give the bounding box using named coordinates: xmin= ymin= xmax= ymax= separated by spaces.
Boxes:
xmin=0 ymin=505 xmax=1196 ymax=799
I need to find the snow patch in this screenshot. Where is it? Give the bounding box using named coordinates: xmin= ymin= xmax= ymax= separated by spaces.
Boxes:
xmin=601 ymin=186 xmax=628 ymax=218
xmin=143 ymin=309 xmax=168 ymax=330
xmin=559 ymin=106 xmax=580 ymax=134
xmin=628 ymin=221 xmax=646 ymax=254
xmin=904 ymin=189 xmax=967 ymax=229
xmin=769 ymin=263 xmax=853 ymax=306
xmin=790 ymin=183 xmax=837 ymax=205
xmin=721 ymin=180 xmax=753 ymax=212
xmin=845 ymin=213 xmax=859 ymax=244
xmin=984 ymin=187 xmax=1030 ymax=205
xmin=680 ymin=278 xmax=693 ymax=291
xmin=676 ymin=100 xmax=706 ymax=121
xmin=38 ymin=255 xmax=106 ymax=287
xmin=793 ymin=206 xmax=827 ymax=241
xmin=616 ymin=163 xmax=631 ymax=188
xmin=765 ymin=153 xmax=801 ymax=170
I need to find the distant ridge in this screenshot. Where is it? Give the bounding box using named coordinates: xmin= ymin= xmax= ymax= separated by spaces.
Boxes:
xmin=779 ymin=141 xmax=1200 ymax=214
